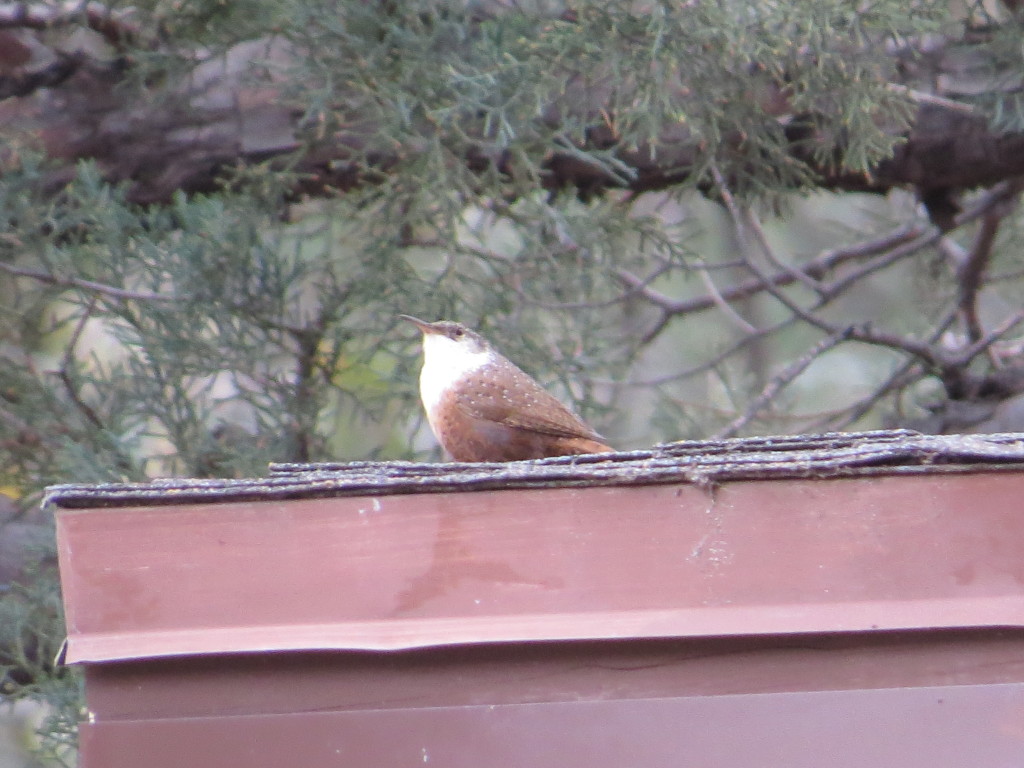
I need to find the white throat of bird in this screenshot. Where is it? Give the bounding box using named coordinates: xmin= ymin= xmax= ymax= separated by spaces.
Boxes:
xmin=418 ymin=332 xmax=493 ymax=415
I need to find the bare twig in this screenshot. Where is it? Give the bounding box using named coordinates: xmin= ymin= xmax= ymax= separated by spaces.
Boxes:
xmin=813 ymin=182 xmax=1020 ymax=301
xmin=631 ymin=180 xmax=1020 ymax=329
xmin=626 ymin=182 xmax=1024 ymax=397
xmin=842 ymin=324 xmax=942 ymax=368
xmin=740 ymin=207 xmax=823 ymax=295
xmin=949 ymin=308 xmax=1024 ymax=367
xmin=407 ymin=237 xmax=672 ymax=313
xmin=711 ymin=164 xmax=821 ymax=298
xmin=818 ymin=358 xmax=923 ymax=432
xmin=638 ymin=309 xmax=672 ymax=347
xmin=814 ymin=303 xmax=962 ymax=431
xmin=953 ymin=180 xmax=1022 ymax=361
xmin=711 ymin=164 xmax=850 ymax=338
xmin=697 ymin=267 xmax=759 ymax=333
xmin=614 ymin=222 xmax=922 ymax=344
xmin=885 ymin=83 xmax=977 ymax=114
xmin=956 ymin=211 xmax=1003 ymax=343
xmin=816 ymin=310 xmax=1024 ymax=432
xmin=629 ymin=175 xmax=998 ymax=405
xmin=53 ymin=297 xmax=104 ymax=430
xmin=552 ymin=135 xmax=638 ymax=187
xmin=627 ymin=315 xmax=802 ymax=387
xmin=724 ymin=184 xmax=1021 ymax=371
xmin=714 ymin=326 xmax=853 ymax=438
xmin=512 ymin=262 xmax=675 ymax=311
xmin=614 ymin=267 xmax=681 ymax=310
xmin=0 ymin=262 xmax=177 ymax=302
xmin=816 ymin=234 xmax=932 ymax=301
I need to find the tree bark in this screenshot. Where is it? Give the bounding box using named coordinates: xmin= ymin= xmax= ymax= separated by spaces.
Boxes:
xmin=2 ymin=16 xmax=1022 ymax=207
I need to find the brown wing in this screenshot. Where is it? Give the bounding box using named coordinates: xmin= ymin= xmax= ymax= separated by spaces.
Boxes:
xmin=452 ymin=362 xmax=606 ymax=442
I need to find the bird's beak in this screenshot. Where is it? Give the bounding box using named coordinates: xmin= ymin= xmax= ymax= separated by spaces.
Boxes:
xmin=399 ymin=314 xmax=441 ymax=335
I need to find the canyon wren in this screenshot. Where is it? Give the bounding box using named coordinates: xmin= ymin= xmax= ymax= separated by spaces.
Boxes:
xmin=402 ymin=315 xmax=614 ymax=462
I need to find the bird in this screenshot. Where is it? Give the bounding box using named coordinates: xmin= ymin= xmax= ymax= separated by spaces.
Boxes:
xmin=401 ymin=315 xmax=614 ymax=462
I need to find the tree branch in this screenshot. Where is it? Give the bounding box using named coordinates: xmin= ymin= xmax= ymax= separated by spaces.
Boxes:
xmin=2 ymin=14 xmax=1024 ymax=205
xmin=711 ymin=163 xmax=854 ymax=340
xmin=52 ymin=297 xmax=104 ymax=431
xmin=952 ymin=183 xmax=1021 ymax=347
xmin=949 ymin=308 xmax=1024 ymax=369
xmin=714 ymin=326 xmax=853 ymax=438
xmin=696 ymin=266 xmax=760 ymax=334
xmin=0 ymin=262 xmax=177 ymax=302
xmin=615 ymin=224 xmax=924 ymax=319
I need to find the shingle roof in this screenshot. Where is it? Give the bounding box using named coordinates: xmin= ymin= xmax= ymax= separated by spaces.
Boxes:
xmin=45 ymin=429 xmax=1024 ymax=508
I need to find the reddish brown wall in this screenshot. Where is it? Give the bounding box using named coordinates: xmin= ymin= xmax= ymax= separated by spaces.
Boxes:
xmin=55 ymin=469 xmax=1024 ymax=766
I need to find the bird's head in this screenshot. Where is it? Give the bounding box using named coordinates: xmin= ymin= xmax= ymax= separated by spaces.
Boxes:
xmin=400 ymin=315 xmax=493 ymax=369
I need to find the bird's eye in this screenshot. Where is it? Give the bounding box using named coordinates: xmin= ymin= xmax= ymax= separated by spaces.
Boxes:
xmin=453 ymin=328 xmax=464 ymax=338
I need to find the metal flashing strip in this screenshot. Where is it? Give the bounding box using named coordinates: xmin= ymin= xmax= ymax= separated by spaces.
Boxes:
xmin=63 ymin=597 xmax=1024 ymax=663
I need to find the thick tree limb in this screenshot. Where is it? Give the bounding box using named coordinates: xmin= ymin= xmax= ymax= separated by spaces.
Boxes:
xmin=2 ymin=13 xmax=1024 ymax=206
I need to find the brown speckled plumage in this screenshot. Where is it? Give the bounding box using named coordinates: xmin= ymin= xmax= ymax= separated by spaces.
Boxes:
xmin=403 ymin=316 xmax=614 ymax=462
xmin=439 ymin=356 xmax=611 ymax=461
